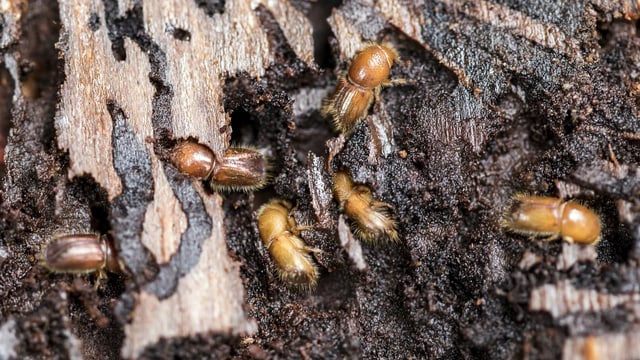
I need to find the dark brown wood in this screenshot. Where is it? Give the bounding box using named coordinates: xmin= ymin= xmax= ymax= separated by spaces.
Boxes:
xmin=2 ymin=0 xmax=640 ymax=359
xmin=1 ymin=0 xmax=315 ymax=358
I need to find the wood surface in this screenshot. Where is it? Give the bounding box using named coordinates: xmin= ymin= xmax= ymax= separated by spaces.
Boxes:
xmin=1 ymin=0 xmax=640 ymax=359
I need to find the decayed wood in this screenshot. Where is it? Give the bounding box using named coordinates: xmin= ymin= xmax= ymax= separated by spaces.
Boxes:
xmin=54 ymin=0 xmax=314 ymax=357
xmin=0 ymin=1 xmax=26 ymax=49
xmin=545 ymin=297 xmax=640 ymax=359
xmin=4 ymin=0 xmax=640 ymax=358
xmin=529 ymin=280 xmax=640 ymax=318
xmin=526 ymin=244 xmax=640 ymax=359
xmin=563 ymin=328 xmax=640 ymax=360
xmin=0 ymin=1 xmax=26 ymax=165
xmin=326 ymin=2 xmax=640 ymax=359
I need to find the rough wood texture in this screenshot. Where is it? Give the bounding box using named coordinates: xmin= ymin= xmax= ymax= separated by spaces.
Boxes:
xmin=1 ymin=0 xmax=314 ymax=358
xmin=55 ymin=0 xmax=313 ymax=357
xmin=2 ymin=0 xmax=640 ymax=359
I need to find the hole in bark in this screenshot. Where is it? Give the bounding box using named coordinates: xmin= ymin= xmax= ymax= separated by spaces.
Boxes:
xmin=289 ymin=110 xmax=334 ymax=165
xmin=302 ymin=0 xmax=343 ymax=69
xmin=66 ymin=175 xmax=111 ymax=235
xmin=88 ymin=12 xmax=101 ymax=31
xmin=17 ymin=0 xmax=62 ymax=150
xmin=168 ymin=26 xmax=191 ymax=41
xmin=102 ymin=1 xmax=146 ymax=62
xmin=194 ymin=0 xmax=225 ymax=17
xmin=229 ymin=108 xmax=258 ymax=145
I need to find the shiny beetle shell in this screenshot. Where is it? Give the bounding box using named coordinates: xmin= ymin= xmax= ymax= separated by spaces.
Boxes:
xmin=501 ymin=195 xmax=601 ymax=245
xmin=171 ymin=141 xmax=269 ymax=191
xmin=333 ymin=170 xmax=399 ymax=244
xmin=257 ymin=200 xmax=319 ymax=290
xmin=322 ymin=43 xmax=401 ymax=135
xmin=347 ymin=44 xmax=398 ymax=89
xmin=171 ymin=141 xmax=216 ymax=179
xmin=42 ymin=234 xmax=124 ymax=274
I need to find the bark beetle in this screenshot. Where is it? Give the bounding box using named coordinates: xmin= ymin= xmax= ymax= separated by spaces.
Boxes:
xmin=1 ymin=0 xmax=640 ymax=359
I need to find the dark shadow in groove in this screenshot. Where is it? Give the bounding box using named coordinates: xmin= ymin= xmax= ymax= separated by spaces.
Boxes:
xmin=107 ymin=100 xmax=156 ymax=285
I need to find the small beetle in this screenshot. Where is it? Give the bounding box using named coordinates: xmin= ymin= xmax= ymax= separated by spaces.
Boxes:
xmin=501 ymin=194 xmax=601 ymax=245
xmin=322 ymin=43 xmax=403 ymax=135
xmin=170 ymin=141 xmax=216 ymax=179
xmin=42 ymin=233 xmax=124 ymax=277
xmin=170 ymin=141 xmax=269 ymax=191
xmin=333 ymin=170 xmax=399 ymax=244
xmin=256 ymin=199 xmax=319 ymax=290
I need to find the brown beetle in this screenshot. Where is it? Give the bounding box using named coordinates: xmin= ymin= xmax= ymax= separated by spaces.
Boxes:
xmin=42 ymin=233 xmax=124 ymax=277
xmin=170 ymin=141 xmax=216 ymax=179
xmin=501 ymin=194 xmax=601 ymax=245
xmin=170 ymin=141 xmax=269 ymax=191
xmin=322 ymin=43 xmax=403 ymax=135
xmin=257 ymin=199 xmax=319 ymax=290
xmin=333 ymin=170 xmax=399 ymax=244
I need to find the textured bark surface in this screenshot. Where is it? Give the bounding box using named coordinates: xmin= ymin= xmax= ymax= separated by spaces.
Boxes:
xmin=1 ymin=0 xmax=640 ymax=359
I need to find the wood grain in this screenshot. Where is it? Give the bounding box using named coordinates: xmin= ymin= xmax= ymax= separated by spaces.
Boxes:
xmin=54 ymin=0 xmax=313 ymax=357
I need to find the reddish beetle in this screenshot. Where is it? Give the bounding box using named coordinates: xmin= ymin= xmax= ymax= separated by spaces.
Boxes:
xmin=171 ymin=141 xmax=269 ymax=191
xmin=322 ymin=43 xmax=403 ymax=135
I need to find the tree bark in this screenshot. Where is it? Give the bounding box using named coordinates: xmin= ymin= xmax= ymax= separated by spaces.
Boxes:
xmin=1 ymin=0 xmax=640 ymax=359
